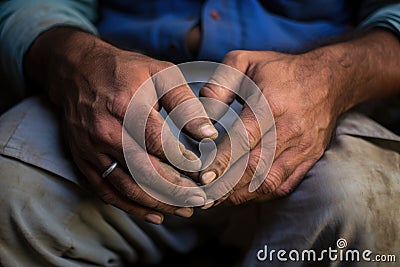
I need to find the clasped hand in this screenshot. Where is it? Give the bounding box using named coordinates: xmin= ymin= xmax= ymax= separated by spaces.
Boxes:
xmin=26 ymin=29 xmax=341 ymax=224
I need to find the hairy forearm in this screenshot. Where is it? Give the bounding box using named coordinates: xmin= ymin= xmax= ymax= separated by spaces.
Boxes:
xmin=308 ymin=29 xmax=400 ymax=115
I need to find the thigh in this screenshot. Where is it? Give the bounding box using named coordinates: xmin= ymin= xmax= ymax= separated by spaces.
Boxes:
xmin=166 ymin=112 xmax=400 ymax=267
xmin=240 ymin=132 xmax=400 ymax=266
xmin=0 ymin=155 xmax=195 ymax=267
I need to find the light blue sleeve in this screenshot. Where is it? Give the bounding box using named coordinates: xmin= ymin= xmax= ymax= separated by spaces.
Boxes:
xmin=358 ymin=3 xmax=400 ymax=37
xmin=0 ymin=0 xmax=98 ymax=108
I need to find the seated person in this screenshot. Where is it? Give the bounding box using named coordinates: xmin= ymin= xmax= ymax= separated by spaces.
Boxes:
xmin=0 ymin=0 xmax=399 ymax=266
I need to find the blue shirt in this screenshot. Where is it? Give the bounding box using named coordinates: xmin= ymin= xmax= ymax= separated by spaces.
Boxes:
xmin=0 ymin=0 xmax=399 ymax=108
xmin=97 ymin=0 xmax=351 ymax=62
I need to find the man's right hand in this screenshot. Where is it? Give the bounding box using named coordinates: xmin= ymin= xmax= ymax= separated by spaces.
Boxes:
xmin=24 ymin=27 xmax=218 ymax=224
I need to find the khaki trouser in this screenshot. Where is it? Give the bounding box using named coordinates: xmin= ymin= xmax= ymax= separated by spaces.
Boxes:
xmin=0 ymin=98 xmax=400 ymax=266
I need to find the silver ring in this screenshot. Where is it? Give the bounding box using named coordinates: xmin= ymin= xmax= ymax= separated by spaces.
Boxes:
xmin=102 ymin=161 xmax=118 ymax=178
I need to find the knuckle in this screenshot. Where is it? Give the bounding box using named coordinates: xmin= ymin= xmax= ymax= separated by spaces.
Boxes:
xmin=160 ymin=60 xmax=175 ymax=69
xmin=246 ymin=127 xmax=261 ymax=148
xmin=228 ymin=193 xmax=247 ymax=206
xmin=224 ymin=50 xmax=246 ymax=66
xmin=298 ymin=140 xmax=324 ymax=160
xmin=259 ymin=178 xmax=276 ymax=195
xmin=93 ymin=120 xmax=115 ymax=145
xmin=99 ymin=191 xmax=116 ymax=205
xmin=235 ymin=130 xmax=251 ymax=152
xmin=148 ymin=60 xmax=175 ymax=77
xmin=255 ymin=157 xmax=270 ymax=180
xmin=164 ymin=88 xmax=193 ymax=111
xmin=199 ymin=84 xmax=218 ymax=98
xmin=274 ymin=140 xmax=286 ymax=155
xmin=272 ymin=185 xmax=293 ymax=198
xmin=290 ymin=118 xmax=306 ymax=137
xmin=259 ymin=167 xmax=285 ymax=194
xmin=269 ymin=99 xmax=287 ymax=117
xmin=171 ymin=87 xmax=189 ymax=101
xmin=106 ymin=94 xmax=129 ymax=120
xmin=249 ymin=104 xmax=272 ymax=127
xmin=211 ymin=152 xmax=231 ymax=176
xmin=145 ymin=127 xmax=163 ymax=154
xmin=246 ymin=153 xmax=260 ymax=179
xmin=126 ymin=189 xmax=145 ymax=203
xmin=152 ymin=201 xmax=169 ymax=213
xmin=297 ymin=141 xmax=313 ymax=154
xmin=117 ymin=181 xmax=145 ymax=203
xmin=154 ymin=61 xmax=176 ymax=75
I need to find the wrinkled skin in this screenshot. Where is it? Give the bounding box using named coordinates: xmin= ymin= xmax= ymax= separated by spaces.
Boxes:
xmin=25 ymin=28 xmax=218 ymax=224
xmin=200 ymin=30 xmax=400 ymax=207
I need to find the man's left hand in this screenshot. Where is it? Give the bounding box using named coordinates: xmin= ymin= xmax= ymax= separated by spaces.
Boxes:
xmin=200 ymin=49 xmax=349 ymax=204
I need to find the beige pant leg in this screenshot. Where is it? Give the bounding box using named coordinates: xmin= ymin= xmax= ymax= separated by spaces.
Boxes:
xmin=241 ymin=130 xmax=400 ymax=266
xmin=1 ymin=105 xmax=399 ymax=267
xmin=0 ymin=155 xmax=199 ymax=267
xmin=158 ymin=113 xmax=400 ymax=267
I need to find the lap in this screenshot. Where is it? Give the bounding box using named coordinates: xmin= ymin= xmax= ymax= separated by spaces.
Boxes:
xmin=1 ymin=98 xmax=399 ymax=266
xmin=242 ymin=133 xmax=400 ymax=266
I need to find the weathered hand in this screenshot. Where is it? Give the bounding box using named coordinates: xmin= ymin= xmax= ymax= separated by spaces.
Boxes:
xmin=200 ymin=49 xmax=347 ymax=205
xmin=201 ymin=29 xmax=400 ymax=206
xmin=25 ymin=28 xmax=218 ymax=223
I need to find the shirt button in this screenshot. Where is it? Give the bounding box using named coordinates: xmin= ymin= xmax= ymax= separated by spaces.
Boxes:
xmin=210 ymin=9 xmax=221 ymax=20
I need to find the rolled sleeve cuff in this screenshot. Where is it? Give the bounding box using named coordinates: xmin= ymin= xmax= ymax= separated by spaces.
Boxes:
xmin=358 ymin=3 xmax=400 ymax=37
xmin=0 ymin=0 xmax=98 ymax=96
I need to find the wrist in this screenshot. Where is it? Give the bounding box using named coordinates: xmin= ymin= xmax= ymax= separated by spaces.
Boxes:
xmin=319 ymin=44 xmax=357 ymax=116
xmin=305 ymin=29 xmax=400 ymax=117
xmin=24 ymin=27 xmax=116 ymax=104
xmin=295 ymin=46 xmax=353 ymax=120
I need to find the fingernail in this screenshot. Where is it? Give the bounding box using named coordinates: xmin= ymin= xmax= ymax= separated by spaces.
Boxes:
xmin=145 ymin=214 xmax=163 ymax=225
xmin=174 ymin=207 xmax=194 ymax=218
xmin=200 ymin=124 xmax=218 ymax=139
xmin=186 ymin=196 xmax=205 ymax=206
xmin=201 ymin=201 xmax=215 ymax=210
xmin=201 ymin=171 xmax=216 ymax=184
